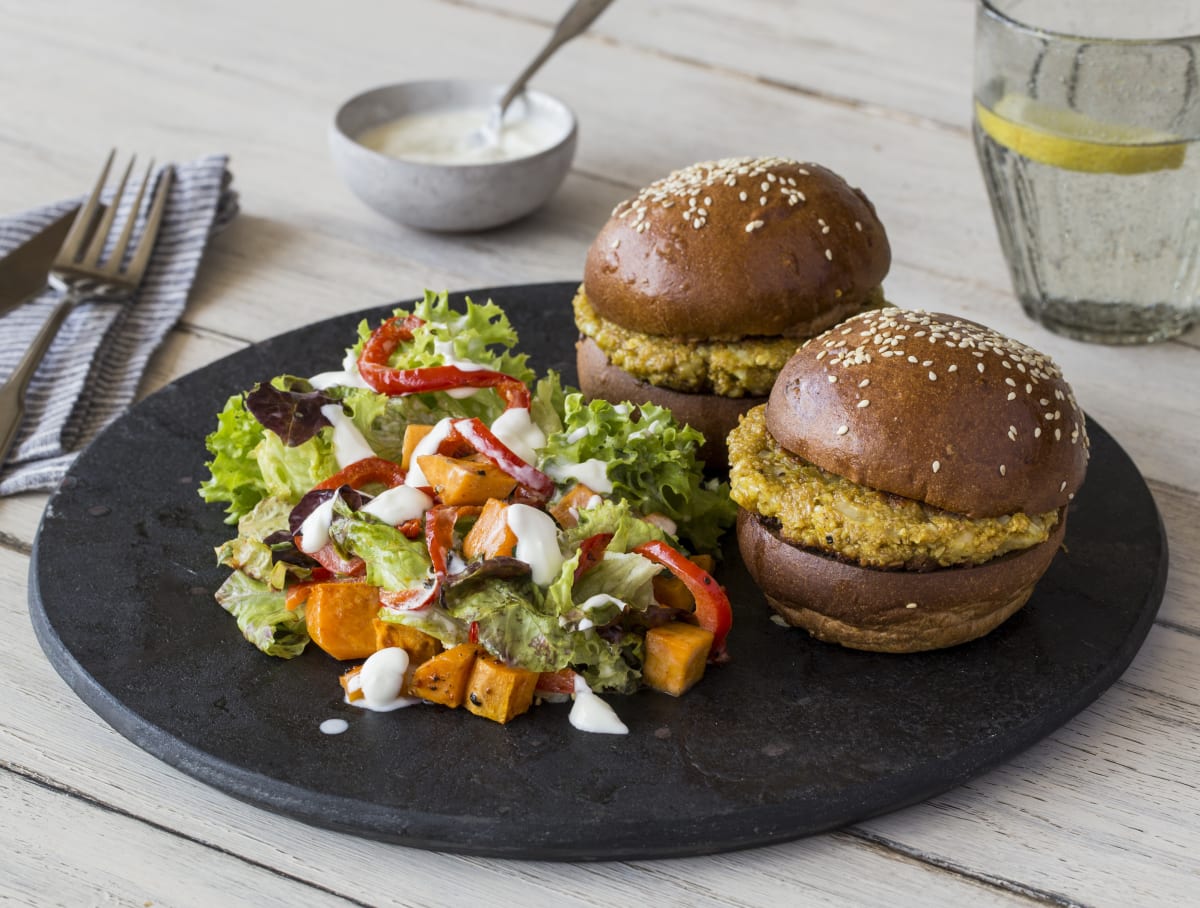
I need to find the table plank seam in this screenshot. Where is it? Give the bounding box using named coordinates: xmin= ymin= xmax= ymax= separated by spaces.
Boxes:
xmin=434 ymin=0 xmax=967 ymax=136
xmin=843 ymin=827 xmax=1090 ymax=907
xmin=0 ymin=757 xmax=376 ymax=908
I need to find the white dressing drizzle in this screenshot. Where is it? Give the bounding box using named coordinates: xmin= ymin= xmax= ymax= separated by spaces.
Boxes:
xmin=319 ymin=718 xmax=349 ymax=735
xmin=573 ymin=593 xmax=627 ymax=631
xmin=347 ymin=648 xmax=421 ymax=712
xmin=310 ymin=349 xmax=370 ymax=390
xmin=298 ymin=496 xmax=337 ymax=553
xmin=569 ymin=674 xmax=629 ymax=735
xmin=490 ymin=407 xmax=546 ymax=465
xmin=405 ymin=417 xmax=456 ymax=488
xmin=433 ymin=339 xmax=487 ymax=399
xmin=362 ymin=485 xmax=433 ymax=525
xmin=507 ymin=504 xmax=564 ymax=585
xmin=545 ymin=458 xmax=613 ymax=493
xmin=319 ymin=404 xmax=377 ymax=469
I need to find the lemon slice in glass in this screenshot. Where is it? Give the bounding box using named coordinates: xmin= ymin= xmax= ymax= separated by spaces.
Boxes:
xmin=975 ymin=93 xmax=1187 ymax=175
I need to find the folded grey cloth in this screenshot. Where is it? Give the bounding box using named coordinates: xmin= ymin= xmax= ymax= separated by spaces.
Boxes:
xmin=0 ymin=154 xmax=237 ymax=496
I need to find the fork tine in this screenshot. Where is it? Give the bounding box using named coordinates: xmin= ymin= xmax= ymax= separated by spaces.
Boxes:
xmin=58 ymin=149 xmax=115 ymax=265
xmin=106 ymin=158 xmax=153 ymax=276
xmin=81 ymin=154 xmax=135 ymax=271
xmin=122 ymin=165 xmax=172 ymax=282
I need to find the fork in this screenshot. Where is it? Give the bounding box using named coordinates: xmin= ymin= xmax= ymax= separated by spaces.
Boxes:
xmin=0 ymin=151 xmax=172 ymax=468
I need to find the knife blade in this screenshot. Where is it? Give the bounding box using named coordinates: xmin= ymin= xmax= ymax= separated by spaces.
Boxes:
xmin=0 ymin=206 xmax=79 ymax=319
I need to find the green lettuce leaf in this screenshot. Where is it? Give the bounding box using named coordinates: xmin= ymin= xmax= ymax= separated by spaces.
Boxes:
xmin=254 ymin=429 xmax=338 ymax=504
xmin=331 ymin=514 xmax=433 ymax=591
xmin=214 ymin=570 xmax=308 ymax=658
xmin=540 ymin=394 xmax=736 ymax=552
xmin=564 ymin=499 xmax=672 ymax=553
xmin=199 ymin=394 xmax=268 ymax=523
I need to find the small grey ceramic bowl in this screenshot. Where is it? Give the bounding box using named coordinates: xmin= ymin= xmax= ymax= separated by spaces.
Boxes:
xmin=330 ymin=79 xmax=577 ymax=232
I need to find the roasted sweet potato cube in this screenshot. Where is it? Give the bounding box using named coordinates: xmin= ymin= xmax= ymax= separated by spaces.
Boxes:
xmin=401 ymin=423 xmax=435 ymax=471
xmin=549 ymin=483 xmax=599 ymax=528
xmin=417 ymin=454 xmax=518 ymax=506
xmin=339 ymin=665 xmax=364 ymax=702
xmin=651 ymin=553 xmax=717 ymax=611
xmin=464 ymin=653 xmax=539 ymax=724
xmin=643 ymin=622 xmax=714 ymax=697
xmin=372 ymin=620 xmax=443 ymax=691
xmin=462 ymin=498 xmax=517 ymax=560
xmin=409 ymin=643 xmax=482 ymax=708
xmin=306 ymin=583 xmax=380 ymax=661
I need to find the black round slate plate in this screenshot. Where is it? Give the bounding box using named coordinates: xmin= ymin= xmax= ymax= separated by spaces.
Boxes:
xmin=29 ymin=282 xmax=1168 ymax=861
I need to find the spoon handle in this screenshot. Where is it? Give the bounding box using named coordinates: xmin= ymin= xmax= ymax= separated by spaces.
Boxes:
xmin=496 ymin=0 xmax=615 ymax=114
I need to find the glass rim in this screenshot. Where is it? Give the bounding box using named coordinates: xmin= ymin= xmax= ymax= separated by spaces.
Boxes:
xmin=979 ymin=0 xmax=1200 ymax=45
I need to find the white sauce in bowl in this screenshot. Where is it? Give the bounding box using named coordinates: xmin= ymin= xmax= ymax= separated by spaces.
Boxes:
xmin=357 ymin=107 xmax=564 ymax=165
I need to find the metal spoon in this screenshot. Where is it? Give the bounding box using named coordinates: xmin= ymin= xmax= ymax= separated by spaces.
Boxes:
xmin=471 ymin=0 xmax=615 ymax=147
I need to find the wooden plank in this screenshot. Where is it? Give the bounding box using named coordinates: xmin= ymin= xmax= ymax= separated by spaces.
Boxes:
xmin=856 ymin=622 xmax=1200 ymax=906
xmin=0 ymin=771 xmax=355 ymax=908
xmin=466 ymin=0 xmax=977 ymax=130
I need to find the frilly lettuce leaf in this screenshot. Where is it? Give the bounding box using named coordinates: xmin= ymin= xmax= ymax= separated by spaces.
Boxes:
xmin=199 ymin=394 xmax=268 ymax=523
xmin=214 ymin=570 xmax=308 ymax=658
xmin=254 ymin=429 xmax=338 ymax=505
xmin=540 ymin=394 xmax=735 ymax=553
xmin=331 ymin=514 xmax=433 ymax=592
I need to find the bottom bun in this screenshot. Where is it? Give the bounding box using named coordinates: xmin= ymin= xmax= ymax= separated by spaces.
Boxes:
xmin=576 ymin=337 xmax=766 ymax=469
xmin=736 ymin=508 xmax=1068 ymax=653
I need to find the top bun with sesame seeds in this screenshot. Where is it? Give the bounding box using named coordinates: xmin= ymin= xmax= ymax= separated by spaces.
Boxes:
xmin=766 ymin=308 xmax=1089 ymax=518
xmin=574 ymin=156 xmax=890 ymax=468
xmin=583 ymin=158 xmax=890 ymax=340
xmin=727 ymin=308 xmax=1089 ymax=653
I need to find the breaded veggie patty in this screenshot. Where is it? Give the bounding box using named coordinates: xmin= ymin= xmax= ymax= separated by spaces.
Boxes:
xmin=728 ymin=405 xmax=1059 ymax=570
xmin=573 ymin=287 xmax=797 ymax=397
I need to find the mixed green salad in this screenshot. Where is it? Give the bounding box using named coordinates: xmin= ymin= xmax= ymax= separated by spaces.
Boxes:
xmin=200 ymin=291 xmax=736 ymax=727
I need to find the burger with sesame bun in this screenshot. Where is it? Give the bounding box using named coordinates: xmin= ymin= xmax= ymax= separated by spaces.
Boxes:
xmin=574 ymin=156 xmax=890 ymax=467
xmin=729 ymin=308 xmax=1089 ymax=653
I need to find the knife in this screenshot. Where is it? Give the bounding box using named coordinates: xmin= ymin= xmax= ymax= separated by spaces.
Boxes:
xmin=0 ymin=206 xmax=80 ymax=318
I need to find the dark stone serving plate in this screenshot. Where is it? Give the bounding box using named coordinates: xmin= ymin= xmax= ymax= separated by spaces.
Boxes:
xmin=29 ymin=283 xmax=1168 ymax=861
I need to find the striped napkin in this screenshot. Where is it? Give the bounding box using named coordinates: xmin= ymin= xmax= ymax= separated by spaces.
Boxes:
xmin=0 ymin=154 xmax=238 ymax=496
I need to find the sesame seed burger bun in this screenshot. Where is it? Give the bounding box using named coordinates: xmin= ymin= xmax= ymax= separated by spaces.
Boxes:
xmin=730 ymin=308 xmax=1089 ymax=652
xmin=767 ymin=309 xmax=1087 ymax=517
xmin=584 ymin=160 xmax=890 ymax=339
xmin=576 ymin=156 xmax=891 ymax=467
xmin=576 ymin=336 xmax=768 ymax=466
xmin=738 ymin=509 xmax=1068 ymax=653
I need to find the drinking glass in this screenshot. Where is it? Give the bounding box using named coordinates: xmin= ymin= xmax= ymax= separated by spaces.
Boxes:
xmin=973 ymin=0 xmax=1200 ymax=344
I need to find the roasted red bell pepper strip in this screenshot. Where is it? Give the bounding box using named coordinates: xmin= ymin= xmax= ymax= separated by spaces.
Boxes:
xmin=535 ymin=668 xmax=578 ymax=695
xmin=574 ymin=532 xmax=614 ymax=581
xmin=634 ymin=541 xmax=732 ymax=662
xmin=423 ymin=504 xmax=482 ymax=578
xmin=468 ymin=620 xmax=480 ymax=644
xmin=397 ymin=518 xmax=423 ymax=539
xmin=450 ymin=417 xmax=555 ymax=504
xmin=379 ymin=583 xmax=439 ymax=612
xmin=357 ymin=316 xmax=530 ymax=409
xmin=312 ymin=456 xmax=406 ymax=492
xmin=298 ymin=540 xmax=366 ymax=578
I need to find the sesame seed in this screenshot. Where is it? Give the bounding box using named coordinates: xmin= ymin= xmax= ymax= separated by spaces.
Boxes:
xmin=854 ymin=221 xmax=863 ymax=231
xmin=825 ymin=249 xmax=833 ymax=260
xmin=760 ymin=195 xmax=768 ymax=205
xmin=929 ymin=371 xmax=937 ymax=381
xmin=822 ymin=225 xmax=830 ymax=234
xmin=1060 ymin=480 xmax=1067 ymax=492
xmin=932 ymin=460 xmax=940 ymax=473
xmin=1069 ymin=492 xmax=1075 ymax=501
xmin=1034 ymin=427 xmax=1042 ymax=438
xmin=857 ymin=399 xmax=870 ymax=408
xmin=1055 ymin=428 xmax=1062 ymax=440
xmin=978 ymin=363 xmax=985 ymax=373
xmin=745 ymin=219 xmax=765 ymax=232
xmin=704 ymin=196 xmax=712 ymax=206
xmin=948 ymin=364 xmax=958 ymax=372
xmin=761 ymin=181 xmax=770 ymax=192
xmin=905 ymin=602 xmax=918 ymax=609
xmin=828 ymin=374 xmax=838 ymax=383
xmin=739 ymin=191 xmax=748 ymax=201
xmin=836 ymin=425 xmax=848 ymax=436
xmin=999 ymin=464 xmax=1006 ymax=476
xmin=859 ymin=379 xmax=870 ymax=388
xmin=1007 ymin=392 xmax=1016 ymax=400
xmin=610 ymin=238 xmax=620 ymax=249
xmin=922 ymin=360 xmax=933 ymax=367
xmin=1005 ymin=377 xmax=1016 ymax=387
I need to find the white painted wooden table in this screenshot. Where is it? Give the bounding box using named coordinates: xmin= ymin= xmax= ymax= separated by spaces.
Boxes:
xmin=2 ymin=1 xmax=1197 ymax=905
